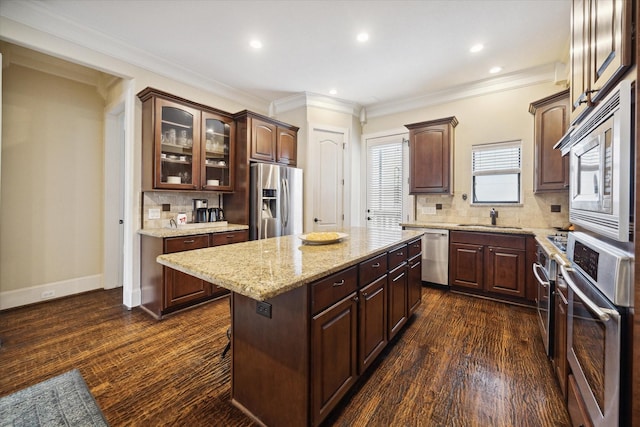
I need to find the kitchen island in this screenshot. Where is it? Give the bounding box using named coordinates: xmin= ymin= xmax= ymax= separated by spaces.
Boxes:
xmin=157 ymin=227 xmax=424 ymax=426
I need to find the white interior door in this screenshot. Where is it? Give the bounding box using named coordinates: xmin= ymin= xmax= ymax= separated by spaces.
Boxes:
xmin=312 ymin=129 xmax=344 ymax=231
xmin=103 ymin=105 xmax=125 ymax=289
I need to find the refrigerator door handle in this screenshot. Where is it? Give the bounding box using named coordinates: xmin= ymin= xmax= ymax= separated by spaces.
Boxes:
xmin=282 ymin=178 xmax=289 ymax=228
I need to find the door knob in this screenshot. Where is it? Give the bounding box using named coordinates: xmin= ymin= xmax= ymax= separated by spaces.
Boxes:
xmin=314 ymin=218 xmax=321 ymax=223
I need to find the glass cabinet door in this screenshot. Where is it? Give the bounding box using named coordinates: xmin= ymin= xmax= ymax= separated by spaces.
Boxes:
xmin=156 ymin=99 xmax=200 ymax=189
xmin=202 ymin=112 xmax=235 ymax=191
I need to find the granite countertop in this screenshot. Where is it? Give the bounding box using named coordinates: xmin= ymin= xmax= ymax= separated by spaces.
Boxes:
xmin=157 ymin=227 xmax=424 ymax=301
xmin=138 ymin=223 xmax=249 ymax=238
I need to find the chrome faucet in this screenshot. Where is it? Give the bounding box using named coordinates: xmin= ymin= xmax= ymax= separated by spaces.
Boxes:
xmin=490 ymin=208 xmax=498 ymax=226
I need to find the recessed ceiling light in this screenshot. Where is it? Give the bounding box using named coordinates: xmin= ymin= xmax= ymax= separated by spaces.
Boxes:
xmin=357 ymin=32 xmax=369 ymax=43
xmin=489 ymin=66 xmax=502 ymax=74
xmin=470 ymin=44 xmax=484 ymax=53
xmin=329 ymin=89 xmax=338 ymax=95
xmin=249 ymin=39 xmax=263 ymax=49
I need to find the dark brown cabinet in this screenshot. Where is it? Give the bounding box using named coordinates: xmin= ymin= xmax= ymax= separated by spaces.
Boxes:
xmin=449 ymin=231 xmax=528 ymax=300
xmin=529 ymin=90 xmax=570 ymax=192
xmin=358 ymin=253 xmax=388 ymax=373
xmin=225 ymin=111 xmax=299 ymax=225
xmin=388 ymin=244 xmax=408 ymax=340
xmin=568 ymin=374 xmax=593 ymax=427
xmin=570 ymin=0 xmax=632 ymax=123
xmin=138 ymin=88 xmax=235 ymax=192
xmin=405 ymin=116 xmax=458 ymax=194
xmin=407 ymin=237 xmax=422 ymax=314
xmin=311 ymin=290 xmax=358 ymax=425
xmin=232 ymin=240 xmax=421 ymax=427
xmin=242 ymin=112 xmax=299 ymax=165
xmin=140 ymin=229 xmax=248 ymax=318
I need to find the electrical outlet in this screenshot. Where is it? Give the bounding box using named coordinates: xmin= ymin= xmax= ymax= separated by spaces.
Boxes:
xmin=162 ymin=204 xmax=171 ymax=212
xmin=550 ymin=205 xmax=561 ymax=212
xmin=421 ymin=206 xmax=436 ymax=215
xmin=256 ymin=301 xmax=272 ymax=318
xmin=148 ymin=208 xmax=161 ymax=219
xmin=41 ymin=290 xmax=55 ymax=299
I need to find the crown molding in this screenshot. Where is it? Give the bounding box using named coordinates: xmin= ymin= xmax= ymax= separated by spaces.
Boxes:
xmin=365 ymin=63 xmax=562 ymax=119
xmin=271 ymin=92 xmax=362 ymax=117
xmin=0 ymin=0 xmax=270 ymax=112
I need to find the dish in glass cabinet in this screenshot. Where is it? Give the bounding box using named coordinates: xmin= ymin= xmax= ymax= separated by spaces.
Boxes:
xmin=298 ymin=232 xmax=348 ymax=245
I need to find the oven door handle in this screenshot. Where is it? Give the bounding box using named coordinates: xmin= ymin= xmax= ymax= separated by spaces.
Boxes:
xmin=532 ymin=263 xmax=550 ymax=288
xmin=560 ymin=265 xmax=612 ymax=322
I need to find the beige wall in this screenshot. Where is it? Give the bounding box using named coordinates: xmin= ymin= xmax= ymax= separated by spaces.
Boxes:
xmin=363 ymin=82 xmax=571 ymax=229
xmin=1 ymin=64 xmax=105 ymax=292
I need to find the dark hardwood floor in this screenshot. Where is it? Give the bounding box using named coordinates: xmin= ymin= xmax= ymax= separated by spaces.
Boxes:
xmin=0 ymin=286 xmax=570 ymax=426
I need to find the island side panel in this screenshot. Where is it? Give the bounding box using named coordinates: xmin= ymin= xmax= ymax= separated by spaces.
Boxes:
xmin=231 ymin=286 xmax=310 ymax=426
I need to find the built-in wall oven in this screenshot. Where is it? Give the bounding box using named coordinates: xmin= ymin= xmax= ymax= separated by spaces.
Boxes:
xmin=556 ymin=79 xmax=634 ymax=242
xmin=533 ymin=242 xmax=557 ymax=357
xmin=560 ymin=231 xmax=633 ymax=427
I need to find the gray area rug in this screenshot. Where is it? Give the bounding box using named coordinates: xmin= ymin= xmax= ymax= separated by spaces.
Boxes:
xmin=0 ymin=369 xmax=109 ymax=426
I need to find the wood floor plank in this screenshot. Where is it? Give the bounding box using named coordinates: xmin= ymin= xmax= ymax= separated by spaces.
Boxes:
xmin=0 ymin=286 xmax=570 ymax=426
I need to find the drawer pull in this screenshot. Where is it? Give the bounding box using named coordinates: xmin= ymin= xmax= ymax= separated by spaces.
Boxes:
xmin=392 ymin=272 xmax=406 ymax=282
xmin=372 ymin=262 xmax=381 ymax=268
xmin=397 ymin=252 xmax=404 ymax=256
xmin=332 ymin=280 xmax=345 ymax=287
xmin=226 ymin=235 xmax=234 ymax=238
xmin=183 ymin=239 xmax=196 ymax=244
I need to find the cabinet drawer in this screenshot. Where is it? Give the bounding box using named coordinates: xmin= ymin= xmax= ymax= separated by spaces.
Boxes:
xmin=210 ymin=230 xmax=249 ymax=246
xmin=407 ymin=237 xmax=422 ymax=259
xmin=359 ymin=253 xmax=388 ymax=285
xmin=164 ymin=235 xmax=209 ymax=253
xmin=312 ymin=267 xmax=358 ymax=314
xmin=388 ymin=244 xmax=408 ymax=270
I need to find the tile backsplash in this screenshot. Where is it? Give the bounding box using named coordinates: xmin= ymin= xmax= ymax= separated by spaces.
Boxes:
xmin=142 ymin=191 xmax=224 ymax=229
xmin=414 ymin=191 xmax=570 ymax=229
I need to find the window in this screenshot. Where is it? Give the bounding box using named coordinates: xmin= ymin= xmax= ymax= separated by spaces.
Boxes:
xmin=472 ymin=140 xmax=521 ymax=204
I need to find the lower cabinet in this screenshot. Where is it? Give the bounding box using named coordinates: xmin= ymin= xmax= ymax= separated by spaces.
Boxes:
xmin=568 ymin=374 xmax=593 ymax=427
xmin=449 ymin=231 xmax=529 ymax=300
xmin=231 ymin=241 xmax=422 ymax=427
xmin=311 ymin=291 xmax=358 ymax=424
xmin=140 ymin=229 xmax=248 ymax=318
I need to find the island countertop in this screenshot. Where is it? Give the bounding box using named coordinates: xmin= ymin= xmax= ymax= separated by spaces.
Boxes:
xmin=156 ymin=227 xmax=424 ymax=301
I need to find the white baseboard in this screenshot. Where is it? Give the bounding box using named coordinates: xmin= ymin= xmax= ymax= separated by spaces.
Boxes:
xmin=0 ymin=274 xmax=104 ymax=310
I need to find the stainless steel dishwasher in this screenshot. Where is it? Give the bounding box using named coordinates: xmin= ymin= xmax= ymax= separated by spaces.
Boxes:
xmin=420 ymin=229 xmax=449 ymax=286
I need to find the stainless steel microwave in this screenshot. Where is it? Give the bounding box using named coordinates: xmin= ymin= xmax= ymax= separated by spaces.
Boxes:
xmin=557 ymin=80 xmax=634 ymax=242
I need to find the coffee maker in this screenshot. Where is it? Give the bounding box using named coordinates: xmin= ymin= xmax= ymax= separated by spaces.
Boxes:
xmin=193 ymin=199 xmax=208 ymax=223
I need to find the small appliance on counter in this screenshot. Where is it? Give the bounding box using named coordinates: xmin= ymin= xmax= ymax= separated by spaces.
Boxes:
xmin=193 ymin=199 xmax=208 ymax=223
xmin=208 ymin=207 xmax=224 ymax=222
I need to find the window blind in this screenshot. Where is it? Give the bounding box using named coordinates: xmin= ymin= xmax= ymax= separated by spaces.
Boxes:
xmin=366 ymin=141 xmax=403 ymax=230
xmin=472 ymin=140 xmax=521 ymax=176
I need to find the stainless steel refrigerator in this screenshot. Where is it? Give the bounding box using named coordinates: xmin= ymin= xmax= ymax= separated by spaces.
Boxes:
xmin=250 ymin=163 xmax=303 ymax=240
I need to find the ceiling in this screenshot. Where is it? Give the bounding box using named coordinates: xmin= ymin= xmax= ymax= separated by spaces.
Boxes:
xmin=1 ymin=0 xmax=571 ymax=116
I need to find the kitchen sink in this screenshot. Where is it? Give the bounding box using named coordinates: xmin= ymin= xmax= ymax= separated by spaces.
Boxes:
xmin=457 ymin=223 xmax=522 ymax=229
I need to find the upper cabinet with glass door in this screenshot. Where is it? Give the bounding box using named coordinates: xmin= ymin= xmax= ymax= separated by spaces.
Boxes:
xmin=202 ymin=112 xmax=235 ymax=192
xmin=156 ymin=99 xmax=201 ymax=189
xmin=138 ymin=88 xmax=235 ymax=192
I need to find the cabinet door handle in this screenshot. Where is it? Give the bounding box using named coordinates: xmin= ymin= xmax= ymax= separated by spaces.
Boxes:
xmin=362 ymin=292 xmax=368 ymax=297
xmin=372 ymin=262 xmax=381 ymax=268
xmin=183 ymin=239 xmax=196 ymax=244
xmin=332 ymin=280 xmax=345 ymax=287
xmin=397 ymin=252 xmax=404 ymax=256
xmin=352 ymin=296 xmax=359 ymax=303
xmin=478 ymin=247 xmax=483 ymax=251
xmin=393 ymin=272 xmax=406 ymax=282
